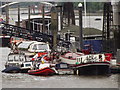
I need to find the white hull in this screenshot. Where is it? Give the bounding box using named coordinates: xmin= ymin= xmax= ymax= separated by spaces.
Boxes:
xmin=60 ymin=56 xmax=76 ymax=65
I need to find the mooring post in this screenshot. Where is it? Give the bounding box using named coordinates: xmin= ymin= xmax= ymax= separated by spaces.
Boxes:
xmin=51 ymin=5 xmax=58 ymax=49
xmin=42 ymin=5 xmax=45 ymax=33
xmin=18 ymin=4 xmax=20 ymax=27
xmin=5 ymin=2 xmax=9 ymax=24
xmin=78 ymin=3 xmax=83 ymax=51
xmin=28 ymin=5 xmax=31 ymax=32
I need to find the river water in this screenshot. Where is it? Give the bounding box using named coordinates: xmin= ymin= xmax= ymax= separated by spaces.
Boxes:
xmin=1 ymin=47 xmax=119 ymax=88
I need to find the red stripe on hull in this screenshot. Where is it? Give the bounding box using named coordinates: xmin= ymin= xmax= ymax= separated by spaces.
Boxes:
xmin=28 ymin=67 xmax=55 ymax=76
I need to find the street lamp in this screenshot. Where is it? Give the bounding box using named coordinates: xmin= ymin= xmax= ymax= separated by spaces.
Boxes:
xmin=78 ymin=3 xmax=83 ymax=50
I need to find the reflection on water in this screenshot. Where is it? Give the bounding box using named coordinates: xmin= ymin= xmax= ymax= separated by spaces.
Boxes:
xmin=1 ymin=48 xmax=119 ymax=88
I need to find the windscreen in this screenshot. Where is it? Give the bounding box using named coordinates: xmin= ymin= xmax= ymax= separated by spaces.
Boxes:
xmin=37 ymin=44 xmax=48 ymax=50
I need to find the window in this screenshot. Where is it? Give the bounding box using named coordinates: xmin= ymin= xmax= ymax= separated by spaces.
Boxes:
xmin=25 ymin=64 xmax=31 ymax=67
xmin=33 ymin=44 xmax=37 ymax=50
xmin=37 ymin=44 xmax=48 ymax=50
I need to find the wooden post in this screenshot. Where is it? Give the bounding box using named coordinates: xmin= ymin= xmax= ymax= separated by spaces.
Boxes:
xmin=18 ymin=4 xmax=20 ymax=27
xmin=78 ymin=3 xmax=83 ymax=50
xmin=60 ymin=6 xmax=63 ymax=30
xmin=6 ymin=2 xmax=9 ymax=24
xmin=51 ymin=7 xmax=58 ymax=48
xmin=42 ymin=5 xmax=45 ymax=33
xmin=28 ymin=5 xmax=31 ymax=32
xmin=59 ymin=6 xmax=63 ymax=30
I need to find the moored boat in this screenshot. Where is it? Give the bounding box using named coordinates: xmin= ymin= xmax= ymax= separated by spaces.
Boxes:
xmin=55 ymin=62 xmax=74 ymax=75
xmin=2 ymin=66 xmax=20 ymax=73
xmin=59 ymin=52 xmax=112 ymax=75
xmin=3 ymin=52 xmax=33 ymax=73
xmin=73 ymin=53 xmax=112 ymax=75
xmin=28 ymin=67 xmax=56 ymax=76
xmin=28 ymin=61 xmax=56 ymax=76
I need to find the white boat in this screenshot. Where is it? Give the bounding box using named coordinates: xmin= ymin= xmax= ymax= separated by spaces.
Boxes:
xmin=4 ymin=53 xmax=33 ymax=73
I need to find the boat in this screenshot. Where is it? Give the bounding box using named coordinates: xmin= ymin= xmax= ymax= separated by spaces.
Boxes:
xmin=2 ymin=66 xmax=20 ymax=73
xmin=28 ymin=63 xmax=56 ymax=76
xmin=60 ymin=51 xmax=112 ymax=75
xmin=73 ymin=53 xmax=112 ymax=75
xmin=28 ymin=67 xmax=56 ymax=76
xmin=3 ymin=52 xmax=33 ymax=73
xmin=55 ymin=62 xmax=74 ymax=75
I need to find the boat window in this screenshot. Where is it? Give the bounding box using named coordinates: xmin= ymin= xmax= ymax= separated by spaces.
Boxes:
xmin=18 ymin=42 xmax=33 ymax=49
xmin=14 ymin=56 xmax=20 ymax=61
xmin=25 ymin=64 xmax=31 ymax=67
xmin=37 ymin=44 xmax=48 ymax=50
xmin=81 ymin=58 xmax=82 ymax=63
xmin=77 ymin=58 xmax=79 ymax=62
xmin=33 ymin=44 xmax=37 ymax=50
xmin=60 ymin=64 xmax=68 ymax=68
xmin=79 ymin=58 xmax=80 ymax=62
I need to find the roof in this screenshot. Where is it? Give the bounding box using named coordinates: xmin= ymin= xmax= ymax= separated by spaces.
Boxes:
xmin=60 ymin=25 xmax=102 ymax=36
xmin=15 ymin=15 xmax=51 ymax=22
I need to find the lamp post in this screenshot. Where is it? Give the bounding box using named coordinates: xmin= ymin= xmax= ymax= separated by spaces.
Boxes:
xmin=78 ymin=3 xmax=83 ymax=50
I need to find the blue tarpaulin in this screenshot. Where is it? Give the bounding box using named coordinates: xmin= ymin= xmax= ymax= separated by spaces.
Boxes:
xmin=83 ymin=40 xmax=102 ymax=53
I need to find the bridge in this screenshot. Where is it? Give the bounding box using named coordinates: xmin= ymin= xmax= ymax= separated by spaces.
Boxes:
xmin=1 ymin=23 xmax=70 ymax=48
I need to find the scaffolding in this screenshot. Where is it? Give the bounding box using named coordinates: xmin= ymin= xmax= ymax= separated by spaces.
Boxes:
xmin=102 ymin=2 xmax=113 ymax=53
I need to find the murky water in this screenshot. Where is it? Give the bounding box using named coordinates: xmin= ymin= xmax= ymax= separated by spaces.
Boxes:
xmin=1 ymin=47 xmax=119 ymax=88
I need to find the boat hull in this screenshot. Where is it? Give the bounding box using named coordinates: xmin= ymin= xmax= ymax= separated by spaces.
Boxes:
xmin=2 ymin=66 xmax=20 ymax=73
xmin=73 ymin=62 xmax=110 ymax=75
xmin=28 ymin=67 xmax=55 ymax=76
xmin=20 ymin=68 xmax=31 ymax=73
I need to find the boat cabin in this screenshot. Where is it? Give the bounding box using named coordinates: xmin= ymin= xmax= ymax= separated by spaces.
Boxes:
xmin=5 ymin=53 xmax=27 ymax=68
xmin=76 ymin=54 xmax=107 ymax=64
xmin=18 ymin=41 xmax=51 ymax=53
xmin=21 ymin=62 xmax=33 ymax=70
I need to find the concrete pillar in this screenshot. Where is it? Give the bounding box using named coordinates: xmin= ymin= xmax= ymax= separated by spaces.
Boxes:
xmin=111 ymin=1 xmax=120 ymax=54
xmin=112 ymin=1 xmax=120 ymax=26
